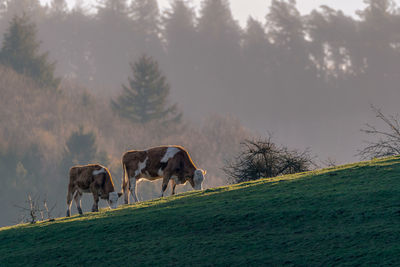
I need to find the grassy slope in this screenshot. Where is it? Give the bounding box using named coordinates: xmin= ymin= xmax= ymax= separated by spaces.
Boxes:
xmin=1 ymin=157 xmax=400 ymax=266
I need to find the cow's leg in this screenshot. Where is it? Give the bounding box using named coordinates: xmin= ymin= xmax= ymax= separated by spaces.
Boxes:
xmin=170 ymin=180 xmax=177 ymax=196
xmin=74 ymin=191 xmax=83 ymax=215
xmin=129 ymin=177 xmax=139 ymax=203
xmin=66 ymin=184 xmax=75 ymax=217
xmin=90 ymin=183 xmax=100 ymax=212
xmin=161 ymin=174 xmax=171 ymax=198
xmin=123 ymin=178 xmax=130 ymax=204
xmin=91 ymin=194 xmax=99 ymax=212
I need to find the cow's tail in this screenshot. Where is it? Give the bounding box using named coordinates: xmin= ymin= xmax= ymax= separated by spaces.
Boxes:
xmin=122 ymin=161 xmax=132 ymax=204
xmin=121 ymin=162 xmax=128 ymax=192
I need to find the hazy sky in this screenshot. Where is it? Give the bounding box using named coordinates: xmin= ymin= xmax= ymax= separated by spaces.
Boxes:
xmin=39 ymin=0 xmax=393 ymax=26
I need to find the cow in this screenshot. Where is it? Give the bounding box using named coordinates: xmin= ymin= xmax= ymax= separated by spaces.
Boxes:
xmin=66 ymin=164 xmax=122 ymax=217
xmin=121 ymin=145 xmax=206 ymax=204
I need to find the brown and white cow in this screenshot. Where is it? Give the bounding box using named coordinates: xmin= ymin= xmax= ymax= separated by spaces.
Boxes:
xmin=66 ymin=164 xmax=121 ymax=217
xmin=121 ymin=146 xmax=206 ymax=204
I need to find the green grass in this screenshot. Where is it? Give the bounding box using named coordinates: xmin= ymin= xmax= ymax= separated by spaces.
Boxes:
xmin=1 ymin=156 xmax=400 ymax=266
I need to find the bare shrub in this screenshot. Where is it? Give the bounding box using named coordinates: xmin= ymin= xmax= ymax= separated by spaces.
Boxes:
xmin=15 ymin=194 xmax=56 ymax=224
xmin=320 ymin=157 xmax=338 ymax=168
xmin=224 ymin=136 xmax=314 ymax=184
xmin=358 ymin=105 xmax=400 ymax=159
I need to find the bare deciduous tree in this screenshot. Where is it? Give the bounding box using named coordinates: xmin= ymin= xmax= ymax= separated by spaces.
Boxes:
xmin=358 ymin=105 xmax=400 ymax=159
xmin=15 ymin=194 xmax=56 ymax=224
xmin=320 ymin=157 xmax=338 ymax=168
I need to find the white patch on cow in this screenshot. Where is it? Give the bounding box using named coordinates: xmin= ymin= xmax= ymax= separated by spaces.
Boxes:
xmin=92 ymin=168 xmax=106 ymax=176
xmin=135 ymin=157 xmax=148 ymax=177
xmin=157 ymin=168 xmax=163 ymax=177
xmin=160 ymin=147 xmax=180 ymax=163
xmin=108 ymin=192 xmax=119 ymax=209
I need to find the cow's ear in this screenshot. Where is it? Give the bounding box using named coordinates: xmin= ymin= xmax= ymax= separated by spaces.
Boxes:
xmin=202 ymin=170 xmax=207 ymax=175
xmin=118 ymin=192 xmax=123 ymax=198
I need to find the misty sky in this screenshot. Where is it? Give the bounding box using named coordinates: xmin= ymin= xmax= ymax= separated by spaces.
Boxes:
xmin=39 ymin=0 xmax=397 ymax=26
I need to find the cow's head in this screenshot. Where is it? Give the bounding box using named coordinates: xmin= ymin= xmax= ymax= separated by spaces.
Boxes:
xmin=108 ymin=192 xmax=122 ymax=209
xmin=192 ymin=169 xmax=206 ymax=190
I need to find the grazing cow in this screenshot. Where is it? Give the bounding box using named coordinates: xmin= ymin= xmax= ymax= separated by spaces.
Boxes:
xmin=66 ymin=164 xmax=121 ymax=217
xmin=121 ymin=146 xmax=206 ymax=204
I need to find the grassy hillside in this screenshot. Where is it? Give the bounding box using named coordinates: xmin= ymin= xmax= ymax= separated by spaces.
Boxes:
xmin=1 ymin=156 xmax=400 ymax=266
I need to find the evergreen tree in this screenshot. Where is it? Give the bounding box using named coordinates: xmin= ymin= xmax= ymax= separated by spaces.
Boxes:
xmin=96 ymin=0 xmax=128 ymax=12
xmin=0 ymin=14 xmax=60 ymax=89
xmin=163 ymin=0 xmax=198 ymax=101
xmin=3 ymin=0 xmax=46 ymax=26
xmin=240 ymin=17 xmax=277 ymax=105
xmin=61 ymin=126 xmax=109 ymax=171
xmin=130 ymin=0 xmax=164 ymax=60
xmin=65 ymin=126 xmax=97 ymax=164
xmin=0 ymin=1 xmax=7 ymax=35
xmin=307 ymin=7 xmax=359 ymax=80
xmin=112 ymin=55 xmax=182 ymax=124
xmin=4 ymin=0 xmax=42 ymax=16
xmin=91 ymin=0 xmax=133 ymax=88
xmin=267 ymin=0 xmax=311 ymax=72
xmin=196 ymin=0 xmax=242 ymax=98
xmin=266 ymin=0 xmax=318 ymax=97
xmin=164 ymin=0 xmax=197 ymax=62
xmin=357 ymin=0 xmax=398 ymax=78
xmin=197 ymin=0 xmax=241 ymax=64
xmin=131 ymin=0 xmax=160 ymax=39
xmin=50 ymin=0 xmax=68 ymax=15
xmin=243 ymin=17 xmax=274 ymax=78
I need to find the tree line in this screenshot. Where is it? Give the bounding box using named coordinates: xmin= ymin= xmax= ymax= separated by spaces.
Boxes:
xmin=1 ymin=0 xmax=399 ymax=101
xmin=1 ymin=0 xmax=399 ymax=158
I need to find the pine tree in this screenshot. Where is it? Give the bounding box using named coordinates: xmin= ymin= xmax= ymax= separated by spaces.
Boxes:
xmin=50 ymin=0 xmax=68 ymax=15
xmin=130 ymin=0 xmax=163 ymax=60
xmin=196 ymin=0 xmax=242 ymax=91
xmin=111 ymin=55 xmax=182 ymax=124
xmin=91 ymin=0 xmax=133 ymax=87
xmin=0 ymin=14 xmax=60 ymax=89
xmin=164 ymin=0 xmax=197 ymax=65
xmin=65 ymin=126 xmax=97 ymax=164
xmin=131 ymin=0 xmax=160 ymax=38
xmin=60 ymin=126 xmax=109 ymax=171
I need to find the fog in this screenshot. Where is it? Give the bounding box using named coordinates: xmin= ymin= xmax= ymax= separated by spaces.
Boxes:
xmin=0 ymin=0 xmax=399 ymax=226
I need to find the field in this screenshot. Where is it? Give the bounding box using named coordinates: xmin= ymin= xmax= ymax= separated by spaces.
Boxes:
xmin=1 ymin=156 xmax=400 ymax=266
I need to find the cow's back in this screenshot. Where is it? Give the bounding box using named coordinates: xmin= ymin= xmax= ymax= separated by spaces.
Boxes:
xmin=69 ymin=164 xmax=105 ymax=190
xmin=122 ymin=146 xmax=197 ymax=179
xmin=122 ymin=150 xmax=147 ymax=165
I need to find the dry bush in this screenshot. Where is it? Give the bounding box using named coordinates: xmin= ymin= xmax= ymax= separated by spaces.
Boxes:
xmin=15 ymin=194 xmax=56 ymax=224
xmin=224 ymin=136 xmax=314 ymax=184
xmin=358 ymin=105 xmax=400 ymax=160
